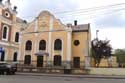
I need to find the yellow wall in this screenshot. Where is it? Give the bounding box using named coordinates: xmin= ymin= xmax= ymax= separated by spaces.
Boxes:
xmin=72 ymin=32 xmax=88 ymax=61
xmin=20 ymin=11 xmax=91 ymax=67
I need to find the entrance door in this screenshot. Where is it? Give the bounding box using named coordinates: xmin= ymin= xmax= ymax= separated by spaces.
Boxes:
xmin=73 ymin=57 xmax=80 ymax=68
xmin=37 ymin=56 xmax=43 ymax=67
xmin=54 ymin=55 xmax=61 ymax=66
xmin=24 ymin=55 xmax=31 ymax=65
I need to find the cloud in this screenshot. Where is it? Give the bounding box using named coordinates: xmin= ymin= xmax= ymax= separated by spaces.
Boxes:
xmin=11 ymin=0 xmax=78 ymax=21
xmin=92 ymin=10 xmax=125 ymax=28
xmin=9 ymin=0 xmax=125 ymax=49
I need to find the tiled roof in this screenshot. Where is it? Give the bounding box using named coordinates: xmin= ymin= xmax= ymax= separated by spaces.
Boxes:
xmin=71 ymin=24 xmax=90 ymax=32
xmin=16 ymin=17 xmax=27 ymax=24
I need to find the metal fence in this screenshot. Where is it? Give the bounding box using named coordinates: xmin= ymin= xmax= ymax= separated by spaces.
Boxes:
xmin=2 ymin=60 xmax=85 ymax=69
xmin=90 ymin=57 xmax=125 ymax=68
xmin=1 ymin=59 xmax=125 ymax=69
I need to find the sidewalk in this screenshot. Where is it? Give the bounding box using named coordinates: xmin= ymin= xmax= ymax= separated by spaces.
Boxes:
xmin=16 ymin=72 xmax=125 ymax=79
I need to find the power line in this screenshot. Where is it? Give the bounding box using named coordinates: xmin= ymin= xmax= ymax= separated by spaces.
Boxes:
xmin=54 ymin=3 xmax=125 ymax=14
xmin=19 ymin=3 xmax=125 ymax=22
xmin=57 ymin=7 xmax=125 ymax=21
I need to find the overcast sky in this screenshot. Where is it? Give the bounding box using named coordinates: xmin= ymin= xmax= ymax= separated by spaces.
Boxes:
xmin=7 ymin=0 xmax=125 ymax=49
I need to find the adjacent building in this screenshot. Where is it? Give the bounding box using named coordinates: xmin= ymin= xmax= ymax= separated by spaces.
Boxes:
xmin=0 ymin=0 xmax=27 ymax=62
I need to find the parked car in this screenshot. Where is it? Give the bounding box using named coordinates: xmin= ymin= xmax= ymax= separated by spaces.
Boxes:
xmin=0 ymin=62 xmax=17 ymax=75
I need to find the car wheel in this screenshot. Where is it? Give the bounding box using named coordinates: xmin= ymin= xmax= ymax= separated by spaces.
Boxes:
xmin=1 ymin=71 xmax=4 ymax=75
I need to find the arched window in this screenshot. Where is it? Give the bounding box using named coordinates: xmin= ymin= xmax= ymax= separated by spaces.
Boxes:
xmin=3 ymin=26 xmax=7 ymax=39
xmin=1 ymin=51 xmax=5 ymax=61
xmin=15 ymin=32 xmax=19 ymax=42
xmin=39 ymin=40 xmax=46 ymax=50
xmin=54 ymin=39 xmax=62 ymax=50
xmin=24 ymin=55 xmax=31 ymax=65
xmin=13 ymin=52 xmax=18 ymax=62
xmin=25 ymin=40 xmax=32 ymax=50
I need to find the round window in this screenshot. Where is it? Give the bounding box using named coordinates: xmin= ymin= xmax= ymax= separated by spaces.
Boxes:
xmin=74 ymin=40 xmax=80 ymax=46
xmin=4 ymin=11 xmax=10 ymax=18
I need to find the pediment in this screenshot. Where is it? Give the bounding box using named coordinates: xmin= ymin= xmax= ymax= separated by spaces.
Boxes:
xmin=37 ymin=10 xmax=66 ymax=31
xmin=23 ymin=10 xmax=68 ymax=34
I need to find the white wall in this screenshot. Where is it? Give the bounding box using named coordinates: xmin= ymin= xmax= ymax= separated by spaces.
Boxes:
xmin=89 ymin=68 xmax=125 ymax=75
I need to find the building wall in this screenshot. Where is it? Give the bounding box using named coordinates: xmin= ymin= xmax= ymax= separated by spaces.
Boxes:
xmin=20 ymin=11 xmax=69 ymax=63
xmin=72 ymin=32 xmax=88 ymax=61
xmin=89 ymin=68 xmax=125 ymax=75
xmin=0 ymin=1 xmax=24 ymax=62
xmin=20 ymin=11 xmax=90 ymax=68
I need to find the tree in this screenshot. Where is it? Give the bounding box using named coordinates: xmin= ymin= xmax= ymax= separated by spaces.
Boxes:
xmin=91 ymin=38 xmax=112 ymax=67
xmin=114 ymin=49 xmax=125 ymax=55
xmin=114 ymin=49 xmax=125 ymax=67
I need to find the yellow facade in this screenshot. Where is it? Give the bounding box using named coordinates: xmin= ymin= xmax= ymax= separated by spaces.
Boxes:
xmin=0 ymin=1 xmax=91 ymax=69
xmin=20 ymin=10 xmax=91 ymax=68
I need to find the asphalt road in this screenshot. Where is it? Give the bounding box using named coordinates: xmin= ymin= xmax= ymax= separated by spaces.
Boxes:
xmin=0 ymin=75 xmax=125 ymax=83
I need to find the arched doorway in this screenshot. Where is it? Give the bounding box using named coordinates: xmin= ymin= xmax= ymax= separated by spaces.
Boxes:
xmin=37 ymin=56 xmax=43 ymax=67
xmin=54 ymin=55 xmax=62 ymax=66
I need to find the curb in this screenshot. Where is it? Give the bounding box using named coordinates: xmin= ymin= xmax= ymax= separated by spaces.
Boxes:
xmin=16 ymin=72 xmax=125 ymax=79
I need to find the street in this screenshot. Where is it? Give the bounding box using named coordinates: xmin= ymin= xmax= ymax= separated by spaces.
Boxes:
xmin=0 ymin=75 xmax=125 ymax=83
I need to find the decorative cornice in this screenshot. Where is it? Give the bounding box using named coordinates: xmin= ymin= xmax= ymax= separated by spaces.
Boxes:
xmin=0 ymin=40 xmax=19 ymax=49
xmin=0 ymin=15 xmax=13 ymax=25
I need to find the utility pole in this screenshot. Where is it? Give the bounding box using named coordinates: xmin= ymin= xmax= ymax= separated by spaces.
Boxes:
xmin=96 ymin=30 xmax=99 ymax=39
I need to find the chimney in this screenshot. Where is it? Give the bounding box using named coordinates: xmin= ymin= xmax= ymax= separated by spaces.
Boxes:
xmin=13 ymin=6 xmax=17 ymax=11
xmin=74 ymin=20 xmax=77 ymax=26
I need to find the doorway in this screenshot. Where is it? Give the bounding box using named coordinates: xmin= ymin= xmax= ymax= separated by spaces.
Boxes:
xmin=73 ymin=57 xmax=80 ymax=68
xmin=37 ymin=56 xmax=43 ymax=67
xmin=54 ymin=55 xmax=62 ymax=66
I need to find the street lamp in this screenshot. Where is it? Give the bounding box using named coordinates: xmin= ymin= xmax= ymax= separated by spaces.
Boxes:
xmin=96 ymin=30 xmax=99 ymax=39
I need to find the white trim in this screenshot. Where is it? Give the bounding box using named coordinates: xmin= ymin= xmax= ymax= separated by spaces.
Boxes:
xmin=34 ymin=39 xmax=38 ymax=54
xmin=0 ymin=16 xmax=12 ymax=25
xmin=48 ymin=16 xmax=53 ymax=61
xmin=4 ymin=11 xmax=11 ymax=18
xmin=35 ymin=19 xmax=38 ymax=36
xmin=18 ymin=32 xmax=22 ymax=61
xmin=0 ymin=41 xmax=18 ymax=47
xmin=66 ymin=31 xmax=72 ymax=61
xmin=4 ymin=49 xmax=7 ymax=61
xmin=0 ymin=41 xmax=10 ymax=46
